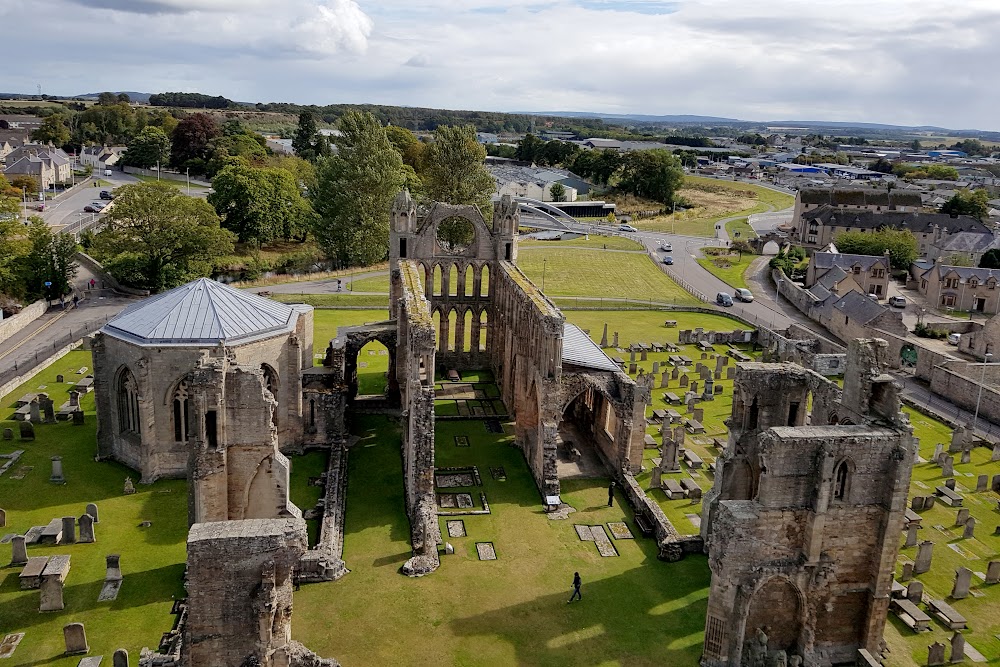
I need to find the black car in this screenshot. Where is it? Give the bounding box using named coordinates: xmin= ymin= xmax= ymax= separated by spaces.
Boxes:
xmin=99 ymin=190 xmax=114 ymax=200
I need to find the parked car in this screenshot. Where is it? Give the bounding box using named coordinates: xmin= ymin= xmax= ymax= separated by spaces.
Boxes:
xmin=83 ymin=204 xmax=99 ymax=213
xmin=948 ymin=333 xmax=961 ymax=346
xmin=888 ymin=295 xmax=907 ymax=307
xmin=662 ymin=256 xmax=674 ymax=265
xmin=716 ymin=292 xmax=734 ymax=307
xmin=734 ymin=288 xmax=754 ymax=303
xmin=99 ymin=190 xmax=114 ymax=200
xmin=618 ymin=224 xmax=638 ymax=233
xmin=661 ymin=242 xmax=672 ymax=251
xmin=867 ymin=292 xmax=879 ymax=301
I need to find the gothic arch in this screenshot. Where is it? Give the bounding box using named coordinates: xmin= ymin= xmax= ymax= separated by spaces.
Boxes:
xmin=115 ymin=365 xmax=141 ymax=435
xmin=832 ymin=457 xmax=856 ymax=503
xmin=745 ymin=576 xmax=805 ymax=654
xmin=722 ymin=455 xmax=758 ymax=500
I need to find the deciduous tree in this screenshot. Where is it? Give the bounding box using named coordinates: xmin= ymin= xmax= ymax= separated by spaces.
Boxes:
xmin=122 ymin=126 xmax=171 ymax=169
xmin=549 ymin=182 xmax=566 ymax=202
xmin=209 ymin=163 xmax=313 ymax=245
xmin=941 ymin=189 xmax=990 ymax=221
xmin=31 ymin=115 xmax=71 ymax=147
xmin=618 ymin=149 xmax=684 ymax=204
xmin=19 ymin=217 xmax=78 ymax=299
xmin=170 ymin=113 xmax=221 ymax=172
xmin=422 ymin=124 xmax=494 ymax=216
xmin=833 ymin=228 xmax=917 ymax=270
xmin=292 ymin=110 xmax=321 ymax=161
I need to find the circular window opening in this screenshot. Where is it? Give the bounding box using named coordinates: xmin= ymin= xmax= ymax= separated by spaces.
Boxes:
xmin=437 ymin=216 xmax=476 ymax=254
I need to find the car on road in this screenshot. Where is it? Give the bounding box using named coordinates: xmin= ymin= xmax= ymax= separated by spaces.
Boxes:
xmin=734 ymin=288 xmax=754 ymax=302
xmin=660 ymin=242 xmax=672 ymax=251
xmin=888 ymin=295 xmax=907 ymax=307
xmin=83 ymin=204 xmax=99 ymax=213
xmin=99 ymin=190 xmax=114 ymax=200
xmin=716 ymin=292 xmax=734 ymax=307
xmin=948 ymin=333 xmax=961 ymax=346
xmin=618 ymin=224 xmax=638 ymax=233
xmin=662 ymin=256 xmax=674 ymax=265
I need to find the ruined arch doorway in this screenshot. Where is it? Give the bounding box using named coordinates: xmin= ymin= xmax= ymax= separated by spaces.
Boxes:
xmin=745 ymin=577 xmax=804 ymax=656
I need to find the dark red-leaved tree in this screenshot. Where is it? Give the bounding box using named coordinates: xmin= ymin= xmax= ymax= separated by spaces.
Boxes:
xmin=170 ymin=113 xmax=221 ymax=173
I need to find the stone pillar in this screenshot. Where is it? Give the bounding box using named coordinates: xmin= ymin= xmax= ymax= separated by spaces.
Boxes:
xmin=600 ymin=323 xmax=608 ymax=347
xmin=951 ymin=567 xmax=972 ymax=599
xmin=63 ymin=623 xmax=88 ymax=655
xmin=914 ymin=541 xmax=934 ymax=574
xmin=10 ymin=534 xmax=27 ymax=566
xmin=612 ymin=331 xmax=618 ymax=348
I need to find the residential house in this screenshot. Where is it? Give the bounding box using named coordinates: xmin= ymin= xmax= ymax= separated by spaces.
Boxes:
xmin=3 ymin=144 xmax=73 ymax=189
xmin=80 ymin=145 xmax=126 ymax=169
xmin=806 ymin=265 xmax=865 ymax=302
xmin=916 ymin=259 xmax=1000 ymax=314
xmin=928 ymin=230 xmax=1000 ymax=267
xmin=793 ymin=187 xmax=923 ymax=236
xmin=806 ymin=251 xmax=891 ymax=297
xmin=958 ymin=312 xmax=1000 ymax=359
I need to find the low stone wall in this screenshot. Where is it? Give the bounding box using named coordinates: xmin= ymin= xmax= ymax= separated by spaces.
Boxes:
xmin=299 ymin=444 xmax=349 ymax=582
xmin=0 ymin=299 xmax=46 ymax=345
xmin=0 ymin=339 xmax=83 ymax=402
xmin=620 ymin=472 xmax=704 ymax=561
xmin=75 ymin=251 xmax=150 ymax=297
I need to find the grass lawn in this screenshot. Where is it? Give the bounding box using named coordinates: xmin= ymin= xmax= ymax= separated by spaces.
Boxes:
xmin=0 ymin=350 xmax=188 ymax=665
xmin=132 ymin=174 xmax=210 ymax=191
xmin=516 ymin=249 xmax=697 ymax=305
xmin=348 ymin=272 xmax=390 ymax=293
xmin=520 ymin=235 xmax=644 ymax=251
xmin=696 ymin=252 xmax=756 ymax=290
xmin=272 ymin=293 xmax=390 ymax=309
xmin=725 ymin=217 xmax=757 ymax=240
xmin=293 ymin=414 xmax=711 ymax=666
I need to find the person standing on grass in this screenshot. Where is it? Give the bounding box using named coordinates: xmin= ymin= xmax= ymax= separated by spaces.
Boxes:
xmin=568 ymin=572 xmax=582 ymax=602
xmin=608 ymin=481 xmax=616 ymax=507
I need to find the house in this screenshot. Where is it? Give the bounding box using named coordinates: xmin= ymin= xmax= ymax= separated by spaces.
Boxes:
xmin=80 ymin=145 xmax=126 ymax=169
xmin=489 ymin=163 xmax=582 ymax=202
xmin=916 ymin=259 xmax=1000 ymax=314
xmin=806 ymin=265 xmax=865 ymax=301
xmin=583 ymin=138 xmax=622 ymax=150
xmin=928 ymin=230 xmax=1000 ymax=267
xmin=806 ymin=251 xmax=891 ymax=298
xmin=958 ymin=312 xmax=1000 ymax=359
xmin=4 ymin=154 xmax=56 ymax=190
xmin=476 ymin=132 xmax=499 ymax=144
xmin=3 ymin=144 xmax=73 ymax=189
xmin=793 ymin=187 xmax=922 ymax=233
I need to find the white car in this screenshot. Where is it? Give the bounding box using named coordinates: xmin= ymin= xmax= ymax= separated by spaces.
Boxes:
xmin=948 ymin=333 xmax=961 ymax=346
xmin=661 ymin=242 xmax=673 ymax=251
xmin=734 ymin=288 xmax=754 ymax=303
xmin=618 ymin=224 xmax=638 ymax=233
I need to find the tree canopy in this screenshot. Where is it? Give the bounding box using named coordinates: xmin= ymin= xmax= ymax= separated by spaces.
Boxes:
xmin=940 ymin=189 xmax=990 ymax=221
xmin=31 ymin=115 xmax=71 ymax=147
xmin=833 ymin=228 xmax=918 ymax=270
xmin=618 ymin=149 xmax=684 ymax=204
xmin=19 ymin=218 xmax=78 ymax=300
xmin=170 ymin=113 xmax=221 ymax=172
xmin=980 ymin=249 xmax=1000 ymax=269
xmin=209 ymin=163 xmax=313 ymax=246
xmin=122 ymin=126 xmax=171 ymax=169
xmin=149 ymin=92 xmax=238 ymax=109
xmin=93 ymin=182 xmax=235 ymax=292
xmin=422 ymin=125 xmax=495 ymax=216
xmin=311 ymin=110 xmax=405 ymax=267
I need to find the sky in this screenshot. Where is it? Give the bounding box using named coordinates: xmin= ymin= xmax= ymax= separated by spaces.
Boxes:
xmin=4 ymin=0 xmax=1000 ymax=130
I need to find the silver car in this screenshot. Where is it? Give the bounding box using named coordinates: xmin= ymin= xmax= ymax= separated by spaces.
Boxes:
xmin=734 ymin=288 xmax=754 ymax=303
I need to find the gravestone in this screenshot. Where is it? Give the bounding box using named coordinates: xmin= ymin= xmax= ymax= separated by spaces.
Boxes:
xmin=693 ymin=408 xmax=704 ymax=423
xmin=50 ymin=456 xmax=64 ymax=484
xmin=640 ymin=350 xmax=648 ymax=361
xmin=956 ymin=508 xmax=970 ymax=526
xmin=925 ymin=496 xmax=936 ymax=509
xmin=951 ymin=567 xmax=972 ymax=599
xmin=949 ymin=632 xmax=965 ymax=664
xmin=951 ymin=426 xmax=967 ymax=452
xmin=914 ymin=541 xmax=934 ymax=574
xmin=650 ymin=467 xmax=662 ymax=489
xmin=716 ymin=356 xmax=724 ymax=372
xmin=671 ymin=368 xmax=679 ymax=380
xmin=993 ymin=444 xmax=1000 ymax=462
xmin=29 ymin=399 xmax=40 ymax=423
xmin=912 ymin=497 xmax=926 ymax=511
xmin=40 ymin=555 xmax=70 ymax=611
xmin=628 ymin=363 xmax=637 ymax=375
xmin=10 ymin=534 xmax=27 ymax=566
xmin=726 ymin=367 xmax=735 ymax=379
xmin=945 ymin=478 xmax=956 ymax=490
xmin=63 ymin=622 xmax=88 ymax=655
xmin=977 ymin=475 xmax=989 ymax=492
xmin=934 ymin=443 xmax=944 ymax=463
xmin=942 ymin=456 xmax=954 ymax=477
xmin=679 ymin=375 xmax=689 ymax=387
xmin=123 ymin=478 xmax=135 ymax=495
xmin=1 ymin=428 xmax=11 ymax=440
xmin=69 ymin=391 xmax=81 ymax=409
xmin=986 ymin=560 xmax=1000 ymax=585
xmin=714 ymin=370 xmax=722 ymax=380
xmin=61 ymin=516 xmax=76 ymax=544
xmin=960 ymin=449 xmax=971 ymax=465
xmin=106 ymin=554 xmax=122 ymax=581
xmin=612 ymin=332 xmax=618 ymax=348
xmin=41 ymin=398 xmax=55 ymax=424
xmin=901 ymin=562 xmax=914 ymax=581
xmin=0 ymin=508 xmax=4 ymax=527
xmin=18 ymin=421 xmax=33 ymax=441
xmin=963 ymin=517 xmax=975 ymax=539
xmin=79 ymin=514 xmax=95 ymax=543
xmin=113 ymin=649 xmax=129 ymax=667
xmin=714 ymin=384 xmax=723 ymax=395
xmin=652 ymin=361 xmax=660 ymax=375
xmin=686 ymin=398 xmax=696 ymax=414
xmin=928 ymin=642 xmax=945 ymax=666
xmin=86 ymin=503 xmax=99 ymax=523
xmin=905 ymin=523 xmax=919 ymax=548
xmin=691 ymin=381 xmax=698 ymax=394
xmin=600 ymin=324 xmax=608 ymax=347
xmin=55 ymin=374 xmax=64 ymax=383
xmin=721 ymin=356 xmax=729 ymax=366
xmin=660 ymin=372 xmax=669 ymax=388
xmin=993 ymin=475 xmax=1000 ymax=493
xmin=629 ymin=350 xmax=636 ymax=362
xmin=703 ymin=377 xmax=714 ymax=401
xmin=906 ymin=580 xmax=923 ymax=603
xmin=72 ymin=411 xmax=85 ymax=426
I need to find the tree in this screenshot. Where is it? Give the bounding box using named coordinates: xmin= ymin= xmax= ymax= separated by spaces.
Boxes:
xmin=205 ymin=132 xmax=268 ymax=177
xmin=422 ymin=125 xmax=495 ymax=215
xmin=30 ymin=115 xmax=71 ymax=147
xmin=170 ymin=113 xmax=221 ymax=172
xmin=9 ymin=175 xmax=37 ymax=196
xmin=93 ymin=182 xmax=235 ymax=292
xmin=97 ymin=92 xmax=119 ymax=106
xmin=117 ymin=92 xmax=131 ymax=104
xmin=618 ymin=149 xmax=684 ymax=204
xmin=385 ymin=126 xmax=424 ymax=170
xmin=940 ymin=189 xmax=990 ymax=221
xmin=869 ymin=157 xmax=893 ymax=174
xmin=910 ymin=139 xmax=923 ymax=152
xmin=0 ymin=196 xmax=25 ymax=296
xmin=122 ymin=126 xmax=171 ymax=169
xmin=209 ymin=163 xmax=313 ymax=245
xmin=951 ymin=139 xmax=987 ymax=156
xmin=311 ymin=110 xmax=405 ymax=266
xmin=19 ymin=217 xmax=78 ymax=300
xmin=980 ymin=248 xmax=1000 ymax=269
xmin=592 ymin=149 xmax=623 ymax=185
xmin=549 ymin=182 xmax=566 ymax=202
xmin=731 ymin=240 xmax=754 ymax=259
xmin=833 ymin=228 xmax=918 ymax=270
xmin=292 ymin=110 xmax=320 ymax=161
xmin=516 ymin=133 xmax=545 ymax=163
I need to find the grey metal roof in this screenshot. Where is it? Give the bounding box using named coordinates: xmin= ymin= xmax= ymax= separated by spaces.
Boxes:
xmin=561 ymin=323 xmax=620 ymax=373
xmin=103 ymin=278 xmax=299 ymax=346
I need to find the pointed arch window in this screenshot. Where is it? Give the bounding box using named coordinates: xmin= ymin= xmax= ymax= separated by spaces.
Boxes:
xmin=833 ymin=459 xmax=852 ymax=502
xmin=117 ymin=368 xmax=140 ymax=435
xmin=172 ymin=380 xmax=190 ymax=442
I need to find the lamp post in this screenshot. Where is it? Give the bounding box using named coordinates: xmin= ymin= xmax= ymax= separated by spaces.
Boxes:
xmin=542 ymin=259 xmax=547 ymax=293
xmin=973 ymin=352 xmax=992 ymax=434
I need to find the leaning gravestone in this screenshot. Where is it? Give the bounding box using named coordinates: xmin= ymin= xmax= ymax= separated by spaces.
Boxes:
xmin=963 ymin=518 xmax=976 ymax=539
xmin=10 ymin=535 xmax=27 ymax=566
xmin=63 ymin=622 xmax=88 ymax=655
xmin=986 ymin=560 xmax=1000 ymax=585
xmin=956 ymin=508 xmax=970 ymax=526
xmin=86 ymin=503 xmax=99 ymax=523
xmin=977 ymin=475 xmax=989 ymax=492
xmin=951 ymin=567 xmax=972 ymax=599
xmin=18 ymin=422 xmax=33 ymax=441
xmin=950 ymin=632 xmax=965 ymax=664
xmin=914 ymin=541 xmax=934 ymax=574
xmin=906 ymin=580 xmax=923 ymax=603
xmin=927 ymin=642 xmax=945 ymax=666
xmin=960 ymin=449 xmax=971 ymax=465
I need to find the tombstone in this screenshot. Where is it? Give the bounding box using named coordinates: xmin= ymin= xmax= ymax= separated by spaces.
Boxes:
xmin=79 ymin=514 xmax=95 ymax=543
xmin=86 ymin=503 xmax=99 ymax=523
xmin=69 ymin=391 xmax=81 ymax=409
xmin=905 ymin=523 xmax=919 ymax=548
xmin=612 ymin=332 xmax=619 ymax=348
xmin=661 ymin=435 xmax=679 ymax=472
xmin=914 ymin=541 xmax=934 ymax=574
xmin=650 ymin=466 xmax=662 ymax=489
xmin=10 ymin=534 xmax=27 ymax=566
xmin=945 ymin=478 xmax=956 ymax=490
xmin=963 ymin=517 xmax=975 ymax=539
xmin=1 ymin=427 xmax=11 ymax=440
xmin=693 ymin=408 xmax=704 ymax=423
xmin=700 ymin=352 xmax=708 ymax=360
xmin=18 ymin=421 xmax=34 ymax=441
xmin=950 ymin=426 xmax=967 ymax=452
xmin=61 ymin=516 xmax=76 ymax=544
xmin=985 ymin=560 xmax=1000 ymax=585
xmin=56 ymin=374 xmax=64 ymax=383
xmin=912 ymin=497 xmax=926 ymax=511
xmin=444 ymin=542 xmax=454 ymax=555
xmin=949 ymin=632 xmax=965 ymax=664
xmin=64 ymin=623 xmax=89 ymax=655
xmin=977 ymin=475 xmax=989 ymax=492
xmin=721 ymin=356 xmax=729 ymax=366
xmin=955 ymin=508 xmax=970 ymax=526
xmin=50 ymin=456 xmax=64 ymax=484
xmin=703 ymin=378 xmax=714 ymax=401
xmin=993 ymin=474 xmax=1000 ymax=493
xmin=630 ymin=350 xmax=636 ymax=362
xmin=640 ymin=349 xmax=648 ymax=361
xmin=628 ymin=363 xmax=637 ymax=375
xmin=40 ymin=555 xmax=70 ymax=611
xmin=106 ymin=554 xmax=122 ymax=582
xmin=652 ymin=361 xmax=660 ymax=375
xmin=927 ymin=642 xmax=946 ymax=666
xmin=726 ymin=366 xmax=736 ymax=380
xmin=41 ymin=398 xmax=55 ymax=424
xmin=687 ymin=398 xmax=696 ymax=414
xmin=933 ymin=443 xmax=944 ymax=463
xmin=714 ymin=384 xmax=724 ymax=395
xmin=671 ymin=368 xmax=679 ymax=380
xmin=600 ymin=323 xmax=608 ymax=347
xmin=660 ymin=372 xmax=669 ymax=388
xmin=123 ymin=478 xmax=135 ymax=495
xmin=992 ymin=444 xmax=1000 ymax=462
xmin=0 ymin=508 xmax=5 ymax=528
xmin=691 ymin=381 xmax=698 ymax=395
xmin=72 ymin=410 xmax=85 ymax=426
xmin=29 ymin=398 xmax=40 ymax=423
xmin=906 ymin=580 xmax=923 ymax=603
xmin=942 ymin=456 xmax=954 ymax=477
xmin=951 ymin=567 xmax=972 ymax=599
xmin=901 ymin=562 xmax=914 ymax=581
xmin=960 ymin=449 xmax=971 ymax=465
xmin=113 ymin=649 xmax=129 ymax=667
xmin=714 ymin=370 xmax=722 ymax=380
xmin=925 ymin=496 xmax=936 ymax=509
xmin=679 ymin=375 xmax=689 ymax=387
xmin=716 ymin=355 xmax=724 ymax=372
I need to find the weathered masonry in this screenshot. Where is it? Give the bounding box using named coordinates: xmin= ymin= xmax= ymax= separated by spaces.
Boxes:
xmin=700 ymin=339 xmax=915 ymax=666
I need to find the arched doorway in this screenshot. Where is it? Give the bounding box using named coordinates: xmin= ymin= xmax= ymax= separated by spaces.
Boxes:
xmin=745 ymin=578 xmax=803 ymax=655
xmin=357 ymin=340 xmax=391 ymax=397
xmin=721 ymin=456 xmax=758 ymax=500
xmin=557 ymin=386 xmax=621 ymax=479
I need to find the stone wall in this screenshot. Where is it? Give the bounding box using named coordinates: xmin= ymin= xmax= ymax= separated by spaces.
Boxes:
xmin=756 ymin=325 xmax=847 ymax=376
xmin=75 ymin=251 xmax=150 ymax=297
xmin=0 ymin=299 xmax=46 ymax=345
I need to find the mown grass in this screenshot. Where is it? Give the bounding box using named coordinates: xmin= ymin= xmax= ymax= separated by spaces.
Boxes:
xmin=696 ymin=252 xmax=756 ymax=290
xmin=520 ymin=235 xmax=644 ymax=251
xmin=725 ymin=217 xmax=757 ymax=240
xmin=272 ymin=293 xmax=390 ymax=309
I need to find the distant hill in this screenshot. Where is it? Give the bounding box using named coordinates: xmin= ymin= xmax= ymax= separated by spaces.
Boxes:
xmin=524 ymin=111 xmax=745 ymax=124
xmin=76 ymin=91 xmax=152 ymax=103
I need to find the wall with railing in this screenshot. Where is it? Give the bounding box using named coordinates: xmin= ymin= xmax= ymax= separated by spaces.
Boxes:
xmin=0 ymin=300 xmax=47 ymax=345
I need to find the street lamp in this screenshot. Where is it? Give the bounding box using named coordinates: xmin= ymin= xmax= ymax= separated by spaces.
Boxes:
xmin=542 ymin=259 xmax=547 ymax=293
xmin=973 ymin=352 xmax=992 ymax=434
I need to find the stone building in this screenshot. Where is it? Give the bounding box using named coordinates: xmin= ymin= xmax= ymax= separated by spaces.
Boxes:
xmin=805 ymin=251 xmax=891 ymax=298
xmin=700 ymin=339 xmax=915 ymax=666
xmin=914 ymin=259 xmax=1000 ymax=315
xmin=92 ymin=278 xmax=314 ymax=485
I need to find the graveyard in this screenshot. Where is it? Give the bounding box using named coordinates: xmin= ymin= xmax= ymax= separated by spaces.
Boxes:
xmin=1 ymin=302 xmax=999 ymax=665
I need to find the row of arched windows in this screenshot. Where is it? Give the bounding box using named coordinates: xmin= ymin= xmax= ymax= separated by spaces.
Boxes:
xmin=431 ymin=308 xmax=488 ymax=353
xmin=422 ymin=262 xmax=490 ymax=299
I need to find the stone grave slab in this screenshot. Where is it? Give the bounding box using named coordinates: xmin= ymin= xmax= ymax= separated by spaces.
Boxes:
xmin=39 ymin=518 xmax=63 ymax=544
xmin=0 ymin=533 xmax=15 ymax=544
xmin=607 ymin=522 xmax=633 ymax=540
xmin=686 ymin=514 xmax=703 ymax=529
xmin=98 ymin=580 xmax=121 ymax=602
xmin=446 ymin=520 xmax=466 ymax=538
xmin=437 ymin=494 xmax=458 ymax=509
xmin=78 ymin=657 xmax=103 ymax=667
xmin=10 ymin=466 xmax=32 ymax=480
xmin=476 ymin=542 xmax=497 ymax=561
xmin=574 ymin=525 xmax=594 ymax=541
xmin=19 ymin=556 xmax=49 ymax=589
xmin=590 ymin=525 xmax=618 ymax=557
xmin=23 ymin=525 xmax=44 ymax=544
xmin=454 ymin=436 xmax=470 ymax=447
xmin=456 ymin=493 xmax=474 ymax=509
xmin=489 ymin=467 xmax=506 ymax=481
xmin=435 ymin=472 xmax=476 ymax=488
xmin=0 ymin=633 xmax=24 ymax=659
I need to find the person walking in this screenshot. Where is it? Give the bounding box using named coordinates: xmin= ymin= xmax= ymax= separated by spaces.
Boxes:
xmin=607 ymin=481 xmax=616 ymax=507
xmin=568 ymin=572 xmax=582 ymax=602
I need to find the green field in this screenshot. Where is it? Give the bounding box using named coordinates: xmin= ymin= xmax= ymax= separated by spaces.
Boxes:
xmin=696 ymin=252 xmax=756 ymax=290
xmin=520 ymin=235 xmax=644 ymax=251
xmin=131 ymin=174 xmax=210 ymax=191
xmin=272 ymin=293 xmax=390 ymax=309
xmin=724 ymin=217 xmax=757 ymax=240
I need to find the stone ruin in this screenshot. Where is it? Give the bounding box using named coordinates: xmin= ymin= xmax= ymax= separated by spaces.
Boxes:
xmin=700 ymin=339 xmax=915 ymax=666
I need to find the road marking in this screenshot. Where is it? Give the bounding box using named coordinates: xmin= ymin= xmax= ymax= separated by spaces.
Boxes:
xmin=0 ymin=310 xmax=70 ymax=362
